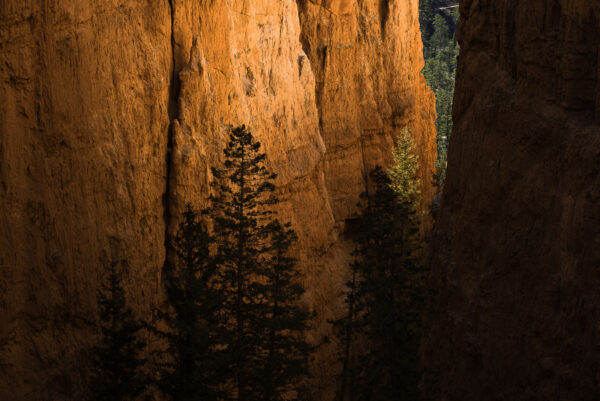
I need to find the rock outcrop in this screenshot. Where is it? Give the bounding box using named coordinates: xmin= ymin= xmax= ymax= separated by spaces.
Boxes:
xmin=426 ymin=1 xmax=600 ymax=400
xmin=0 ymin=1 xmax=435 ymax=400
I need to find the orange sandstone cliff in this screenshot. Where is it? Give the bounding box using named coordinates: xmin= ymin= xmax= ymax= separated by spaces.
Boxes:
xmin=0 ymin=1 xmax=435 ymax=399
xmin=426 ymin=1 xmax=600 ymax=400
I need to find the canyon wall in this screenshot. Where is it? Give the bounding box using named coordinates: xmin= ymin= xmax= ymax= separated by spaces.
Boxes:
xmin=426 ymin=0 xmax=600 ymax=400
xmin=0 ymin=2 xmax=172 ymax=399
xmin=0 ymin=1 xmax=435 ymax=400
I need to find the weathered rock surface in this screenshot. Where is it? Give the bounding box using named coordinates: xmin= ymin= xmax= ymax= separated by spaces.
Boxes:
xmin=426 ymin=1 xmax=600 ymax=400
xmin=0 ymin=1 xmax=435 ymax=399
xmin=296 ymin=0 xmax=437 ymax=221
xmin=0 ymin=2 xmax=172 ymax=399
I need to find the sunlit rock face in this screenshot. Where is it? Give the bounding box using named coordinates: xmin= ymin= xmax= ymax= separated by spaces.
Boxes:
xmin=296 ymin=0 xmax=437 ymax=222
xmin=426 ymin=1 xmax=600 ymax=400
xmin=0 ymin=1 xmax=435 ymax=399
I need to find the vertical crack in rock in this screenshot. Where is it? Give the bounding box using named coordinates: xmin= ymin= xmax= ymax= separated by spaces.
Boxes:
xmin=358 ymin=133 xmax=371 ymax=206
xmin=379 ymin=0 xmax=390 ymax=39
xmin=164 ymin=0 xmax=181 ymax=272
xmin=295 ymin=0 xmax=326 ymax=148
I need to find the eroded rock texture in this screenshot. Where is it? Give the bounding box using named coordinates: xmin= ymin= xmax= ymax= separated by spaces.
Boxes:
xmin=426 ymin=1 xmax=600 ymax=400
xmin=0 ymin=1 xmax=435 ymax=400
xmin=296 ymin=0 xmax=437 ymax=220
xmin=0 ymin=2 xmax=171 ymax=399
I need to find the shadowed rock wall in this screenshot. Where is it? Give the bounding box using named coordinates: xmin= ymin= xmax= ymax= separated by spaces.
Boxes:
xmin=0 ymin=2 xmax=171 ymax=398
xmin=426 ymin=1 xmax=600 ymax=400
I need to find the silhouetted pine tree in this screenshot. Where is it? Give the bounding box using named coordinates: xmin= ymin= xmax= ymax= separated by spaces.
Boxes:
xmin=338 ymin=165 xmax=428 ymax=401
xmin=152 ymin=205 xmax=225 ymax=401
xmin=259 ymin=220 xmax=312 ymax=401
xmin=208 ymin=125 xmax=311 ymax=401
xmin=209 ymin=125 xmax=276 ymax=401
xmin=90 ymin=263 xmax=145 ymax=401
xmin=364 ymin=168 xmax=426 ymax=401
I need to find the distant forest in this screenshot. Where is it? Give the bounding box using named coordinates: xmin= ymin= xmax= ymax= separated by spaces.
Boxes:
xmin=419 ymin=0 xmax=459 ymax=187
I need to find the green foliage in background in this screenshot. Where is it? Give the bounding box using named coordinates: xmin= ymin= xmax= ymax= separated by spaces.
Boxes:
xmin=420 ymin=1 xmax=459 ymax=189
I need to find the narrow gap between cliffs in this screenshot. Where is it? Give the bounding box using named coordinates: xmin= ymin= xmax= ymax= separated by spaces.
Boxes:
xmin=419 ymin=0 xmax=460 ymax=191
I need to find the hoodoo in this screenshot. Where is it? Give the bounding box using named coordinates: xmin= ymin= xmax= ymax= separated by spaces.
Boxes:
xmin=0 ymin=1 xmax=435 ymax=399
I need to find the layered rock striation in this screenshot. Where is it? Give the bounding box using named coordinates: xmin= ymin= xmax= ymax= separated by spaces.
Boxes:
xmin=426 ymin=1 xmax=600 ymax=400
xmin=0 ymin=1 xmax=435 ymax=400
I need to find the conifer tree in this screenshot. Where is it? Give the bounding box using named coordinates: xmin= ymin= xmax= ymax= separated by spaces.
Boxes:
xmin=208 ymin=125 xmax=311 ymax=401
xmin=153 ymin=126 xmax=312 ymax=401
xmin=430 ymin=14 xmax=451 ymax=52
xmin=389 ymin=128 xmax=421 ymax=209
xmin=90 ymin=263 xmax=146 ymax=401
xmin=350 ymin=168 xmax=427 ymax=401
xmin=361 ymin=168 xmax=426 ymax=401
xmin=336 ymin=130 xmax=429 ymax=400
xmin=260 ymin=220 xmax=312 ymax=401
xmin=152 ymin=205 xmax=224 ymax=401
xmin=419 ymin=0 xmax=436 ymax=52
xmin=208 ymin=125 xmax=277 ymax=401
